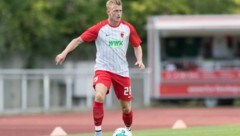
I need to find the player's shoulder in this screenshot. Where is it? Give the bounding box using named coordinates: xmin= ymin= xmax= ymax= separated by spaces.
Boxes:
xmin=121 ymin=20 xmax=134 ymax=27
xmin=95 ymin=19 xmax=109 ymax=27
xmin=121 ymin=20 xmax=137 ymax=31
xmin=88 ymin=19 xmax=109 ymax=32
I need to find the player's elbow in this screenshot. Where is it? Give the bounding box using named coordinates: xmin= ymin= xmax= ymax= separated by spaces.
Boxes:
xmin=73 ymin=37 xmax=83 ymax=45
xmin=134 ymin=45 xmax=141 ymax=50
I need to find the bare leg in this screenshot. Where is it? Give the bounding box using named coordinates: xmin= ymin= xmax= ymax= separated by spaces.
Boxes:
xmin=95 ymin=83 xmax=108 ymax=103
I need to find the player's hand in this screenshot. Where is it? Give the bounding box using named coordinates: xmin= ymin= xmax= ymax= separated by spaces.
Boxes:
xmin=135 ymin=61 xmax=145 ymax=70
xmin=55 ymin=53 xmax=67 ymax=65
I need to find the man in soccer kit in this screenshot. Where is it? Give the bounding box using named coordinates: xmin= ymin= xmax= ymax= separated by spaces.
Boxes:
xmin=55 ymin=0 xmax=145 ymax=136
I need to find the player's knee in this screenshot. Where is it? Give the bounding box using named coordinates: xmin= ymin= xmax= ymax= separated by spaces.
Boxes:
xmin=95 ymin=92 xmax=105 ymax=103
xmin=122 ymin=106 xmax=131 ymax=114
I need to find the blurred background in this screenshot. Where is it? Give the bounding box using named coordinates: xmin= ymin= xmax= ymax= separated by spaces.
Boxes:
xmin=1 ymin=0 xmax=240 ymax=114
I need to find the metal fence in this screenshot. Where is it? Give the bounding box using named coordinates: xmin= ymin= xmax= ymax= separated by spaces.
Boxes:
xmin=0 ymin=68 xmax=151 ymax=114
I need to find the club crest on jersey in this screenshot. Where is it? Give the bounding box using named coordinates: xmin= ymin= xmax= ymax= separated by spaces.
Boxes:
xmin=120 ymin=32 xmax=124 ymax=38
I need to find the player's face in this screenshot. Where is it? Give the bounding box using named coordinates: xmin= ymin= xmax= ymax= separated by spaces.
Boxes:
xmin=108 ymin=4 xmax=122 ymax=25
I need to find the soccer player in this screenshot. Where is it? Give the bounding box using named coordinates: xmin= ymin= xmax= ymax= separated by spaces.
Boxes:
xmin=55 ymin=0 xmax=145 ymax=135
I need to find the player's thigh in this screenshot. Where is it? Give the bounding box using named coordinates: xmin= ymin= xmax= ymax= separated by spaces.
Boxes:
xmin=93 ymin=70 xmax=112 ymax=102
xmin=95 ymin=83 xmax=108 ymax=96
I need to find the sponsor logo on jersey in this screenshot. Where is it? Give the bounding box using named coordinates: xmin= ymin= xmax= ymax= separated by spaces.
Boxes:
xmin=109 ymin=40 xmax=123 ymax=47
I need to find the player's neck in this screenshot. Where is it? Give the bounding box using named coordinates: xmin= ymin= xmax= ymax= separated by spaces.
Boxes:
xmin=108 ymin=19 xmax=120 ymax=27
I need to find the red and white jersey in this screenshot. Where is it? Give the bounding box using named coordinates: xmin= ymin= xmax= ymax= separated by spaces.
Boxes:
xmin=80 ymin=20 xmax=142 ymax=77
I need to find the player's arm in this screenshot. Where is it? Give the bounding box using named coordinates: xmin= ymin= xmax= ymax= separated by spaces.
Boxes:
xmin=133 ymin=45 xmax=145 ymax=70
xmin=55 ymin=37 xmax=83 ymax=65
xmin=55 ymin=21 xmax=101 ymax=65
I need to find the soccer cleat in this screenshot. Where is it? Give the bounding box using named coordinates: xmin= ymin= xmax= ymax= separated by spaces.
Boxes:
xmin=126 ymin=127 xmax=131 ymax=132
xmin=127 ymin=129 xmax=132 ymax=136
xmin=94 ymin=130 xmax=102 ymax=136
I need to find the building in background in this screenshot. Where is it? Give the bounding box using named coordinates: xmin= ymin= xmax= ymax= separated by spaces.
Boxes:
xmin=147 ymin=15 xmax=240 ymax=107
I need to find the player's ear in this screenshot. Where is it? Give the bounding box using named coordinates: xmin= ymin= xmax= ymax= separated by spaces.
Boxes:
xmin=106 ymin=8 xmax=111 ymax=15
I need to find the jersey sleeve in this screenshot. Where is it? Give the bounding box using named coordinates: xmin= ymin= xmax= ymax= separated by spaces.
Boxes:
xmin=128 ymin=23 xmax=142 ymax=47
xmin=80 ymin=25 xmax=99 ymax=42
xmin=80 ymin=20 xmax=107 ymax=42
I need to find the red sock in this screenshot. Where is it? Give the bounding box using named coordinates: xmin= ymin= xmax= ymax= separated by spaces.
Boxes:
xmin=93 ymin=101 xmax=104 ymax=127
xmin=122 ymin=110 xmax=133 ymax=128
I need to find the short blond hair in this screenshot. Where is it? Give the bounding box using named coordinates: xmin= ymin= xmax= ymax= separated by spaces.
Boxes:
xmin=106 ymin=0 xmax=122 ymax=10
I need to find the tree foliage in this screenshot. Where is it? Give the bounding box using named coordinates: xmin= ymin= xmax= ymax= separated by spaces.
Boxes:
xmin=0 ymin=0 xmax=239 ymax=68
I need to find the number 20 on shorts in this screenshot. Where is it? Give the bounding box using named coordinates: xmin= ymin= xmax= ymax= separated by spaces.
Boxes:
xmin=124 ymin=87 xmax=132 ymax=96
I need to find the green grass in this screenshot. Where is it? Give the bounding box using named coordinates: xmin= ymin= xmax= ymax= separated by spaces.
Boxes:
xmin=70 ymin=124 xmax=240 ymax=136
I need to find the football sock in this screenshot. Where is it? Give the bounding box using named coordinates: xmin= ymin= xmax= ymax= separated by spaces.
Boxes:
xmin=95 ymin=126 xmax=102 ymax=131
xmin=93 ymin=101 xmax=104 ymax=129
xmin=122 ymin=110 xmax=133 ymax=128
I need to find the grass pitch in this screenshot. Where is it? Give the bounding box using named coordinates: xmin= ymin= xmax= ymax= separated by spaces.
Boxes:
xmin=71 ymin=124 xmax=240 ymax=136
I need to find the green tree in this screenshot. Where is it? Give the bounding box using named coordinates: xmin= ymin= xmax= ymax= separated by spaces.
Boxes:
xmin=0 ymin=0 xmax=239 ymax=68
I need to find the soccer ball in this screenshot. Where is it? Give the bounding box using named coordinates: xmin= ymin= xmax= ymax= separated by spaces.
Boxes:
xmin=112 ymin=127 xmax=132 ymax=136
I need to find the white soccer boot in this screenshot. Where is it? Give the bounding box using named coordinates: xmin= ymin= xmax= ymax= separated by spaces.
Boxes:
xmin=126 ymin=127 xmax=132 ymax=136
